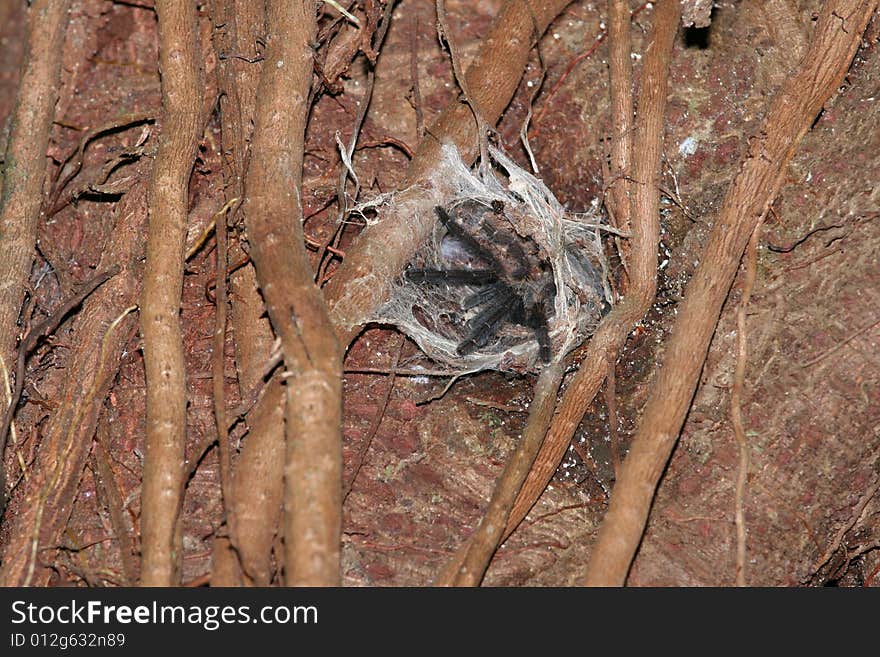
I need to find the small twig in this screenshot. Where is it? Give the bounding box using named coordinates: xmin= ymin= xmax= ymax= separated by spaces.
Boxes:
xmin=343 ymin=365 xmax=468 ymax=377
xmin=435 ymin=0 xmax=490 ymax=168
xmin=109 ymin=0 xmax=156 ymax=10
xmin=217 ymin=52 xmax=264 ymax=64
xmin=93 ymin=421 xmax=138 ymax=585
xmin=463 ymin=398 xmax=526 ymax=413
xmin=531 ymin=31 xmax=606 ymax=139
xmin=812 ymin=461 xmax=880 ymax=574
xmin=183 ymin=573 xmax=212 ymax=587
xmin=415 ymin=372 xmax=475 ymax=406
xmin=660 ymin=159 xmax=695 ymax=221
xmin=305 ymin=233 xmax=346 ymax=257
xmin=355 ymin=137 xmax=414 ymax=159
xmin=185 ymin=197 xmax=240 ymax=261
xmin=0 ymin=266 xmax=120 ymax=514
xmin=518 ymin=502 xmax=601 ymax=531
xmin=781 ymin=246 xmax=842 ymax=273
xmin=192 ymin=360 xmax=281 ymax=486
xmin=213 ymin=197 xmax=234 ymax=540
xmin=409 ymin=11 xmax=424 ymax=140
xmin=193 ymin=385 xmax=279 ymax=477
xmin=184 ymin=434 xmax=219 ymax=485
xmin=766 ymin=222 xmax=846 ymax=253
xmin=48 ymin=133 xmax=152 ymax=218
xmin=435 ymin=361 xmax=565 ymax=586
xmin=47 ymin=113 xmax=155 ymax=215
xmin=323 ymin=0 xmax=361 ymax=27
xmin=228 ymin=346 xmax=284 ymax=422
xmin=799 ymin=317 xmax=880 ymax=369
xmin=0 ymin=355 xmax=25 ymax=487
xmin=731 ymin=219 xmax=762 ymax=586
xmin=22 ymin=302 xmax=136 ymax=586
xmin=343 ymin=334 xmax=405 ymax=501
xmin=520 ymin=40 xmax=546 ymax=173
xmin=568 ymin=438 xmax=611 ymax=497
xmin=317 ymin=0 xmax=395 ymax=285
xmin=531 ymin=2 xmax=652 ymax=138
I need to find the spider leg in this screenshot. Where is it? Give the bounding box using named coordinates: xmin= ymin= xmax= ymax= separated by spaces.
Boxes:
xmin=510 ymin=301 xmax=552 ymax=363
xmin=461 ymin=282 xmax=507 ymax=310
xmin=404 ymin=268 xmax=497 ymax=286
xmin=533 ymin=321 xmax=552 ymax=363
xmin=435 ymin=206 xmax=506 ymax=272
xmin=457 ymin=286 xmax=520 ymax=356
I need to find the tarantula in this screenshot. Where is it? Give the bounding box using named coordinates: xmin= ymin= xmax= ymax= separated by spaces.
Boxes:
xmin=404 ymin=203 xmax=557 ymax=363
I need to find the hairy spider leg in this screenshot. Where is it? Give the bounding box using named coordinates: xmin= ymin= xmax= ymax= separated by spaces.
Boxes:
xmin=461 ymin=281 xmax=507 ymax=310
xmin=404 ymin=268 xmax=497 ymax=285
xmin=457 ymin=284 xmax=520 ymax=356
xmin=535 ymin=327 xmax=552 ymax=362
xmin=435 ymin=206 xmax=507 ymax=273
xmin=510 ymin=301 xmax=552 ymax=363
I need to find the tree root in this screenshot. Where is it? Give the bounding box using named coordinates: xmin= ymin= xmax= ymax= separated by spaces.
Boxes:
xmin=583 ymin=0 xmax=878 ymax=586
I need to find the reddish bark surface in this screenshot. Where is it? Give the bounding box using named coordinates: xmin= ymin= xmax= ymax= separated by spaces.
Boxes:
xmin=0 ymin=0 xmax=877 ymax=586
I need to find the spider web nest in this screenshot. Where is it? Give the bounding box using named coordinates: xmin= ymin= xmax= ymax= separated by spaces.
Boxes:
xmin=361 ymin=143 xmax=609 ymax=373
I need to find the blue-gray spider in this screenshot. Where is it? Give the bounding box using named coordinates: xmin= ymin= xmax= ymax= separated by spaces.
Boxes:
xmin=404 ymin=204 xmax=556 ymax=363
